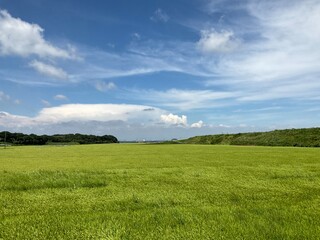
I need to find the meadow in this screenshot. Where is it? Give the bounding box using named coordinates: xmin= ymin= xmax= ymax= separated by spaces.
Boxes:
xmin=1 ymin=144 xmax=320 ymax=239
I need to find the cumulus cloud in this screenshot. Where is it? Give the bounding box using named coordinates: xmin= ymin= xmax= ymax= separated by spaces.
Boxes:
xmin=95 ymin=81 xmax=116 ymax=92
xmin=0 ymin=108 xmax=261 ymax=140
xmin=36 ymin=104 xmax=166 ymax=123
xmin=0 ymin=110 xmax=255 ymax=140
xmin=160 ymin=113 xmax=187 ymax=126
xmin=150 ymin=8 xmax=170 ymax=22
xmin=0 ymin=104 xmax=191 ymax=130
xmin=54 ymin=94 xmax=68 ymax=101
xmin=29 ymin=60 xmax=69 ymax=80
xmin=191 ymin=120 xmax=204 ymax=128
xmin=0 ymin=10 xmax=74 ymax=59
xmin=197 ymin=29 xmax=238 ymax=53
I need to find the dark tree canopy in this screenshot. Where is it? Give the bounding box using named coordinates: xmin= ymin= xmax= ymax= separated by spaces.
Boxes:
xmin=0 ymin=132 xmax=118 ymax=145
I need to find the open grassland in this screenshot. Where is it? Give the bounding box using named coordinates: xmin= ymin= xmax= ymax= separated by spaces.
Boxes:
xmin=1 ymin=144 xmax=320 ymax=239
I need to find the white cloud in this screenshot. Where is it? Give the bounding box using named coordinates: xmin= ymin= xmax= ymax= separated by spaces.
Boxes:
xmin=191 ymin=120 xmax=204 ymax=128
xmin=0 ymin=91 xmax=10 ymax=101
xmin=218 ymin=124 xmax=231 ymax=128
xmin=0 ymin=104 xmax=210 ymax=140
xmin=2 ymin=1 xmax=319 ymax=116
xmin=160 ymin=113 xmax=187 ymax=126
xmin=129 ymin=89 xmax=237 ymax=110
xmin=0 ymin=111 xmax=35 ymax=128
xmin=126 ymin=40 xmax=214 ymax=77
xmin=70 ymin=46 xmax=186 ymax=83
xmin=69 ymin=4 xmax=320 ymax=105
xmin=0 ymin=104 xmax=168 ymax=128
xmin=206 ymin=0 xmax=320 ymax=100
xmin=54 ymin=94 xmax=68 ymax=101
xmin=36 ymin=104 xmax=167 ymax=123
xmin=0 ymin=10 xmax=74 ymax=59
xmin=197 ymin=29 xmax=238 ymax=53
xmin=95 ymin=81 xmax=116 ymax=92
xmin=150 ymin=8 xmax=169 ymax=22
xmin=0 ymin=103 xmax=202 ymax=131
xmin=0 ymin=108 xmax=263 ymax=140
xmin=29 ymin=60 xmax=69 ymax=80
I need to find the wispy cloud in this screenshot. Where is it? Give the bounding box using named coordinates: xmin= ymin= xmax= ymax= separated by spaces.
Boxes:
xmin=0 ymin=91 xmax=10 ymax=101
xmin=127 ymin=88 xmax=238 ymax=110
xmin=203 ymin=0 xmax=320 ymax=101
xmin=14 ymin=99 xmax=21 ymax=105
xmin=95 ymin=81 xmax=117 ymax=92
xmin=0 ymin=90 xmax=21 ymax=105
xmin=68 ymin=47 xmax=183 ymax=83
xmin=54 ymin=94 xmax=68 ymax=101
xmin=131 ymin=32 xmax=141 ymax=40
xmin=41 ymin=100 xmax=51 ymax=106
xmin=150 ymin=8 xmax=170 ymax=22
xmin=197 ymin=29 xmax=239 ymax=53
xmin=29 ymin=60 xmax=69 ymax=80
xmin=1 ymin=1 xmax=320 ymax=121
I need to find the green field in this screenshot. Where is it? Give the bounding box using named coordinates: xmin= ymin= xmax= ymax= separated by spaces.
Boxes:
xmin=1 ymin=144 xmax=320 ymax=239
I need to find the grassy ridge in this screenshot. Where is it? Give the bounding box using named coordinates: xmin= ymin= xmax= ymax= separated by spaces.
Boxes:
xmin=181 ymin=127 xmax=320 ymax=147
xmin=1 ymin=144 xmax=320 ymax=239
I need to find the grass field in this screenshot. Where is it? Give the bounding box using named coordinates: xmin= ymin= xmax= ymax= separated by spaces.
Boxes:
xmin=1 ymin=144 xmax=320 ymax=239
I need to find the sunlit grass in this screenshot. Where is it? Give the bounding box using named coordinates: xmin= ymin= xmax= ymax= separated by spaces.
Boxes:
xmin=1 ymin=144 xmax=319 ymax=239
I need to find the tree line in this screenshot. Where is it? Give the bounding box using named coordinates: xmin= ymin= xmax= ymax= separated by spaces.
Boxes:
xmin=0 ymin=132 xmax=118 ymax=145
xmin=180 ymin=127 xmax=320 ymax=147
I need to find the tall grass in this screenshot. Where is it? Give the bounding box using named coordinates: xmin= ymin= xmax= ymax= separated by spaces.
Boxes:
xmin=1 ymin=144 xmax=319 ymax=239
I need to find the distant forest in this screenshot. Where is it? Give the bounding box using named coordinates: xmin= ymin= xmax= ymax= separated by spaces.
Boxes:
xmin=0 ymin=132 xmax=118 ymax=145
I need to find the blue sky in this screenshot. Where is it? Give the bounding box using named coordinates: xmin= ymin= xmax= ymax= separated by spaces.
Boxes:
xmin=0 ymin=0 xmax=320 ymax=140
